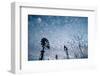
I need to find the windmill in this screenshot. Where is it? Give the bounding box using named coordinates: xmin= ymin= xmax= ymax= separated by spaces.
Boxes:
xmin=39 ymin=38 xmax=50 ymax=60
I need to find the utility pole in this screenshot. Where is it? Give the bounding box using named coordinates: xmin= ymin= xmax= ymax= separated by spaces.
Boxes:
xmin=64 ymin=45 xmax=69 ymax=59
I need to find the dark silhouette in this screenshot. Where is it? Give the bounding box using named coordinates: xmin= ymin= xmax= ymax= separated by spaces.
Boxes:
xmin=64 ymin=45 xmax=69 ymax=59
xmin=55 ymin=55 xmax=58 ymax=59
xmin=39 ymin=50 xmax=45 ymax=60
xmin=39 ymin=38 xmax=50 ymax=60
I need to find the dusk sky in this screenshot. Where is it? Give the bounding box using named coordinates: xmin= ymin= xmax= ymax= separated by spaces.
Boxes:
xmin=28 ymin=15 xmax=88 ymax=60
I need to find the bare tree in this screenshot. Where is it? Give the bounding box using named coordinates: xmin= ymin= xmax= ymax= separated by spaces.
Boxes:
xmin=73 ymin=34 xmax=88 ymax=58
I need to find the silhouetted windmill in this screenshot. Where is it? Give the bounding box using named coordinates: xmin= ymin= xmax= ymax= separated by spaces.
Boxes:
xmin=64 ymin=45 xmax=69 ymax=59
xmin=39 ymin=38 xmax=50 ymax=60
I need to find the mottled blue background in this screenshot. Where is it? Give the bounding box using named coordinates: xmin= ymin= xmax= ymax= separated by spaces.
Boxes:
xmin=28 ymin=15 xmax=88 ymax=61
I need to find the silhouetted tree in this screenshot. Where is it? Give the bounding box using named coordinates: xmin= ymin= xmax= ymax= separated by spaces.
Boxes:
xmin=39 ymin=38 xmax=50 ymax=60
xmin=64 ymin=45 xmax=69 ymax=59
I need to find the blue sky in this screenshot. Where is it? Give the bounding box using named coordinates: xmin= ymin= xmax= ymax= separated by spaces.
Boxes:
xmin=28 ymin=15 xmax=88 ymax=60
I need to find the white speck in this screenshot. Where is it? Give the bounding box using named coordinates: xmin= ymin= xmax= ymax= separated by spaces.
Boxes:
xmin=37 ymin=17 xmax=42 ymax=23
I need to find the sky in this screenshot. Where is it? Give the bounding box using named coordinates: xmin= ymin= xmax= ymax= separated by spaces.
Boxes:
xmin=28 ymin=15 xmax=88 ymax=61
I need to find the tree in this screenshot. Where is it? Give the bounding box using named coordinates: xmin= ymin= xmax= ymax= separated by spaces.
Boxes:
xmin=73 ymin=34 xmax=88 ymax=58
xmin=39 ymin=38 xmax=50 ymax=60
xmin=64 ymin=45 xmax=69 ymax=59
